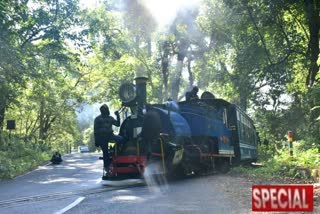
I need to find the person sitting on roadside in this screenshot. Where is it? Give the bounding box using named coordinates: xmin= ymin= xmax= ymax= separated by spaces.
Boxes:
xmin=51 ymin=151 xmax=62 ymax=164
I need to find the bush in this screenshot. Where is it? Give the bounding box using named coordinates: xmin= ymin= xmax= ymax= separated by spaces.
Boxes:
xmin=0 ymin=135 xmax=51 ymax=179
xmin=232 ymin=140 xmax=320 ymax=181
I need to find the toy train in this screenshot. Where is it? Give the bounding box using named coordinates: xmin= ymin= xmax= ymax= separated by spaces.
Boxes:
xmin=102 ymin=77 xmax=258 ymax=180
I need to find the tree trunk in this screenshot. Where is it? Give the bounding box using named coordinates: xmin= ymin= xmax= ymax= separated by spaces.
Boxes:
xmin=39 ymin=99 xmax=45 ymax=141
xmin=171 ymin=41 xmax=188 ymax=101
xmin=0 ymin=105 xmax=5 ymax=131
xmin=171 ymin=59 xmax=184 ymax=101
xmin=305 ymin=0 xmax=320 ymax=87
xmin=147 ymin=38 xmax=152 ymax=58
xmin=161 ymin=41 xmax=170 ymax=100
xmin=240 ymin=95 xmax=248 ymax=112
xmin=0 ymin=94 xmax=6 ymax=132
xmin=187 ymin=57 xmax=194 ymax=88
xmin=135 ymin=35 xmax=140 ymax=53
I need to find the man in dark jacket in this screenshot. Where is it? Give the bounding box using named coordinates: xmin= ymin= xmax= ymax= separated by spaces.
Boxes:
xmin=185 ymin=86 xmax=199 ymax=102
xmin=94 ymin=104 xmax=122 ymax=170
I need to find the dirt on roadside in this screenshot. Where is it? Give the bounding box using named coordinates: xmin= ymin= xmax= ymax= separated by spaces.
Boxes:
xmin=210 ymin=172 xmax=320 ymax=214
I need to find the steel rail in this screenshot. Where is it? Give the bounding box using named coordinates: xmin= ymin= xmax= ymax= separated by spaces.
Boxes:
xmin=0 ymin=184 xmax=143 ymax=209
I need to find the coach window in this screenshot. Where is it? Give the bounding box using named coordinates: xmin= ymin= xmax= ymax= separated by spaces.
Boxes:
xmin=249 ymin=129 xmax=253 ymax=144
xmin=241 ymin=124 xmax=245 ymax=141
xmin=236 ymin=110 xmax=240 ymax=121
xmin=246 ymin=126 xmax=249 ymax=143
xmin=237 ymin=120 xmax=242 ymax=139
xmin=223 ymin=108 xmax=228 ymax=125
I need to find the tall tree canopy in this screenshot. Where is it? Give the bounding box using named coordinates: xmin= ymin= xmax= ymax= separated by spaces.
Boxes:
xmin=1 ymin=0 xmax=319 ymax=152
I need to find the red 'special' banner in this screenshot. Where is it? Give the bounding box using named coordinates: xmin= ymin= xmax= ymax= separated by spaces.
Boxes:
xmin=252 ymin=185 xmax=313 ymax=212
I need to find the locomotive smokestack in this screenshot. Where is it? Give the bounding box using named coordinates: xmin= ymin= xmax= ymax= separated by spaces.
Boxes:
xmin=135 ymin=76 xmax=148 ymax=111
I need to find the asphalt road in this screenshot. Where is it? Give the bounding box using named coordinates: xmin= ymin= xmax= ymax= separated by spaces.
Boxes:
xmin=0 ymin=153 xmax=255 ymax=214
xmin=0 ymin=152 xmax=254 ymax=214
xmin=0 ymin=152 xmax=104 ymax=214
xmin=67 ymin=174 xmax=251 ymax=214
xmin=1 ymin=153 xmax=317 ymax=214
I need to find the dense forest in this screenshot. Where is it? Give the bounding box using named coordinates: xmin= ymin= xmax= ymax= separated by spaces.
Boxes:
xmin=0 ymin=0 xmax=319 ymax=178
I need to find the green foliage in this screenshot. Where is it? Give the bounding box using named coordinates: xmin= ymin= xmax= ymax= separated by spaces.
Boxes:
xmin=0 ymin=0 xmax=84 ymax=177
xmin=233 ymin=140 xmax=320 ymax=181
xmin=0 ymin=0 xmax=82 ymax=125
xmin=0 ymin=134 xmax=51 ymax=179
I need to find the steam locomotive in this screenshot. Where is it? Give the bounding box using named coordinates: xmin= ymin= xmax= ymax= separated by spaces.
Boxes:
xmin=102 ymin=77 xmax=258 ymax=180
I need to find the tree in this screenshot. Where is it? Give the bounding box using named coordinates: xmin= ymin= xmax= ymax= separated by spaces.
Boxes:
xmin=0 ymin=0 xmax=82 ymax=132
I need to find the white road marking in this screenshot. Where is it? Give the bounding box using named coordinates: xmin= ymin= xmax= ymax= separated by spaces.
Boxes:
xmin=54 ymin=197 xmax=85 ymax=214
xmin=95 ymin=177 xmax=102 ymax=184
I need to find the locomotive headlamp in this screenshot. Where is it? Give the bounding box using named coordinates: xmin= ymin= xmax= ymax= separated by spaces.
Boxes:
xmin=119 ymin=82 xmax=137 ymax=105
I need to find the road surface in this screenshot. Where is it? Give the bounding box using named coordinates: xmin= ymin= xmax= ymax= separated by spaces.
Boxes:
xmin=0 ymin=152 xmax=103 ymax=214
xmin=0 ymin=153 xmax=318 ymax=214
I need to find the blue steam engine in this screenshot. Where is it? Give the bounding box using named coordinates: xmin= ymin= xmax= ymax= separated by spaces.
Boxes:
xmin=103 ymin=77 xmax=258 ymax=180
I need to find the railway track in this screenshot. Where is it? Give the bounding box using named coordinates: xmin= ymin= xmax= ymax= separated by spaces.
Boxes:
xmin=0 ymin=184 xmax=142 ymax=209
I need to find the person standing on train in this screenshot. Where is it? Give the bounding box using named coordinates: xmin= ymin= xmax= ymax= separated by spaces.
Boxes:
xmin=94 ymin=104 xmax=122 ymax=170
xmin=186 ymin=86 xmax=199 ymax=102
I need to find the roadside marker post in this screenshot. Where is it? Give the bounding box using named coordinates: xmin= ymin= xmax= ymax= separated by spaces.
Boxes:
xmin=288 ymin=131 xmax=293 ymax=156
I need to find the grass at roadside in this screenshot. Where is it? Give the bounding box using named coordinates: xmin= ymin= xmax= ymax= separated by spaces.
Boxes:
xmin=0 ymin=135 xmax=51 ymax=180
xmin=231 ymin=140 xmax=320 ymax=182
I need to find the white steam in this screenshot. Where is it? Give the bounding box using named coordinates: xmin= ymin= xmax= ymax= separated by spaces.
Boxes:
xmin=143 ymin=161 xmax=169 ymax=194
xmin=138 ymin=0 xmax=201 ymax=28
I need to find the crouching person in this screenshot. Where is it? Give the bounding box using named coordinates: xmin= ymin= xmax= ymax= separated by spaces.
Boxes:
xmin=94 ymin=104 xmax=123 ymax=170
xmin=51 ymin=151 xmax=62 ymax=164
